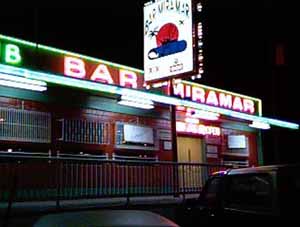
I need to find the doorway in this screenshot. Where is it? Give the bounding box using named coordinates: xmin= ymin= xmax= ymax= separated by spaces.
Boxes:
xmin=177 ymin=136 xmax=205 ymax=191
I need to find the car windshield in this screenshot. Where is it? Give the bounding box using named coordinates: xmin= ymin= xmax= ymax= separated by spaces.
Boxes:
xmin=278 ymin=168 xmax=300 ymax=212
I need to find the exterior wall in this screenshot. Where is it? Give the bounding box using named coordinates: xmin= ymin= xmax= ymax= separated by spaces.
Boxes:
xmin=0 ymin=87 xmax=173 ymax=161
xmin=220 ymin=128 xmax=258 ymax=167
xmin=176 ymin=122 xmax=259 ymax=167
xmin=0 ymin=85 xmax=259 ymax=165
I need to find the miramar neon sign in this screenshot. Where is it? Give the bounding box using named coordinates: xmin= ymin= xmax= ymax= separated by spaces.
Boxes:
xmin=173 ymin=80 xmax=262 ymax=116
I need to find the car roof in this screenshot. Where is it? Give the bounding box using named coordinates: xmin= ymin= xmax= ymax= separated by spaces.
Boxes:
xmin=33 ymin=209 xmax=179 ymax=227
xmin=226 ymin=164 xmax=300 ymax=176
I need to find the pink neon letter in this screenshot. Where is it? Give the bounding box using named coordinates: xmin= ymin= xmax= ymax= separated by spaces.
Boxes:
xmin=64 ymin=57 xmax=86 ymax=78
xmin=185 ymin=85 xmax=191 ymax=98
xmin=173 ymin=83 xmax=185 ymax=98
xmin=233 ymin=97 xmax=244 ymax=112
xmin=192 ymin=87 xmax=205 ymax=103
xmin=243 ymin=99 xmax=255 ymax=114
xmin=119 ymin=70 xmax=137 ymax=88
xmin=219 ymin=93 xmax=232 ymax=109
xmin=91 ymin=64 xmax=114 ymax=84
xmin=206 ymin=91 xmax=219 ymax=106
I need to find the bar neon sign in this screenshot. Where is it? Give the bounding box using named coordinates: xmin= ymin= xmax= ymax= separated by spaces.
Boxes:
xmin=0 ymin=34 xmax=144 ymax=90
xmin=176 ymin=121 xmax=221 ymax=136
xmin=173 ymin=80 xmax=262 ymax=116
xmin=64 ymin=56 xmax=138 ymax=89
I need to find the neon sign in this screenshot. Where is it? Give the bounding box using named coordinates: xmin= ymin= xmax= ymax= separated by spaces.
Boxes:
xmin=174 ymin=80 xmax=262 ymax=116
xmin=0 ymin=35 xmax=144 ymax=89
xmin=176 ymin=121 xmax=221 ymax=136
xmin=64 ymin=56 xmax=138 ymax=88
xmin=0 ymin=43 xmax=22 ymax=65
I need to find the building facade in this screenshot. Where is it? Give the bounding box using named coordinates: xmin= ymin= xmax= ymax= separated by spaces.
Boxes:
xmin=0 ymin=34 xmax=298 ymax=167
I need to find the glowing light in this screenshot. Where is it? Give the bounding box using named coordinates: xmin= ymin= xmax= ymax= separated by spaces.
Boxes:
xmin=0 ymin=72 xmax=47 ymax=91
xmin=118 ymin=94 xmax=154 ymax=109
xmin=178 ymin=81 xmax=262 ymax=116
xmin=243 ymin=99 xmax=255 ymax=114
xmin=0 ymin=34 xmax=143 ymax=74
xmin=5 ymin=44 xmax=21 ymax=65
xmin=185 ymin=118 xmax=200 ymax=124
xmin=176 ymin=121 xmax=221 ymax=136
xmin=249 ymin=121 xmax=271 ymax=130
xmin=191 ymin=87 xmax=205 ymax=103
xmin=118 ymin=100 xmax=154 ymax=109
xmin=174 ymin=79 xmax=182 ymax=84
xmin=119 ymin=69 xmax=137 ymax=89
xmin=232 ymin=97 xmax=243 ymax=112
xmin=197 ymin=2 xmax=203 ymax=12
xmin=0 ymin=64 xmax=298 ymax=130
xmin=206 ymin=91 xmax=219 ymax=106
xmin=185 ymin=108 xmax=220 ymax=121
xmin=64 ymin=57 xmax=86 ymax=78
xmin=152 ymin=81 xmax=169 ymax=88
xmin=91 ymin=64 xmax=114 ymax=84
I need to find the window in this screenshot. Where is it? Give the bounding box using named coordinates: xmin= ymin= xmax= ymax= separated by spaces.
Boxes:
xmin=203 ymin=177 xmax=222 ymax=202
xmin=0 ymin=107 xmax=51 ymax=143
xmin=225 ymin=174 xmax=273 ymax=211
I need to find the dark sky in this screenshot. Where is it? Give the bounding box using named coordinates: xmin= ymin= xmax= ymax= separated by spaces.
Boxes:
xmin=0 ymin=2 xmax=299 ymax=163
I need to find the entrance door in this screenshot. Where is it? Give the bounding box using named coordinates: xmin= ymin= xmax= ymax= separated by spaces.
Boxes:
xmin=177 ymin=137 xmax=204 ymax=191
xmin=177 ymin=137 xmax=203 ymax=163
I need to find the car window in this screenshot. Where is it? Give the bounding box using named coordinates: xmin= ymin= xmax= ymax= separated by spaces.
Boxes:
xmin=203 ymin=177 xmax=222 ymax=202
xmin=225 ymin=173 xmax=273 ymax=212
xmin=278 ymin=169 xmax=300 ymax=213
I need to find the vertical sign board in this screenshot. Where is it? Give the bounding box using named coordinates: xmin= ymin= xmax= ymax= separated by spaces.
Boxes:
xmin=144 ymin=0 xmax=195 ymax=83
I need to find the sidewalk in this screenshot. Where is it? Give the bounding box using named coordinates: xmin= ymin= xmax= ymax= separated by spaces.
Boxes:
xmin=0 ymin=194 xmax=198 ymax=215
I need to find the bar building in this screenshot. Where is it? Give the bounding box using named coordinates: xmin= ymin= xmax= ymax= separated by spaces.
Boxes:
xmin=0 ymin=34 xmax=298 ymax=168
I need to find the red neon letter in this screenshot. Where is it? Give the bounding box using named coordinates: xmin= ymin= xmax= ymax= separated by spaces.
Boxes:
xmin=64 ymin=57 xmax=86 ymax=78
xmin=219 ymin=93 xmax=232 ymax=109
xmin=91 ymin=64 xmax=114 ymax=84
xmin=119 ymin=70 xmax=137 ymax=88
xmin=243 ymin=99 xmax=255 ymax=114
xmin=233 ymin=97 xmax=244 ymax=112
xmin=206 ymin=91 xmax=219 ymax=106
xmin=185 ymin=85 xmax=191 ymax=98
xmin=192 ymin=87 xmax=205 ymax=103
xmin=173 ymin=83 xmax=185 ymax=98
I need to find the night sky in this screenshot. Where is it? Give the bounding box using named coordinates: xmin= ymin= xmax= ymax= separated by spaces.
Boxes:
xmin=0 ymin=2 xmax=299 ymax=164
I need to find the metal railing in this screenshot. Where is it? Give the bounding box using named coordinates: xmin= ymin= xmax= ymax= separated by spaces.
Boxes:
xmin=0 ymin=152 xmax=231 ymax=204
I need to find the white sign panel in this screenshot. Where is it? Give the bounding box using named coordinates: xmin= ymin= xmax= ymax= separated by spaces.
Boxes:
xmin=228 ymin=135 xmax=247 ymax=149
xmin=207 ymin=145 xmax=218 ymax=154
xmin=158 ymin=129 xmax=172 ymax=140
xmin=144 ymin=0 xmax=194 ymax=82
xmin=124 ymin=124 xmax=154 ymax=144
xmin=206 ymin=145 xmax=218 ymax=158
xmin=163 ymin=141 xmax=172 ymax=150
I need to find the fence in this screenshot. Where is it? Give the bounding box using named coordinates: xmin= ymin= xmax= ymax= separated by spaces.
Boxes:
xmin=0 ymin=152 xmax=231 ymax=204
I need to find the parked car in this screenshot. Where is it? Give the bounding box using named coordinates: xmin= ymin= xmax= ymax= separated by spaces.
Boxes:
xmin=182 ymin=164 xmax=300 ymax=217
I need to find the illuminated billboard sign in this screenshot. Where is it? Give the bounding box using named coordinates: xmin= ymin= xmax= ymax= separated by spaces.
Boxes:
xmin=0 ymin=35 xmax=144 ymax=89
xmin=144 ymin=0 xmax=194 ymax=82
xmin=174 ymin=80 xmax=262 ymax=116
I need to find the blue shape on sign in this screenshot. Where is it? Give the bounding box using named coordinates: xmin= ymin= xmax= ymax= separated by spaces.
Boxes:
xmin=148 ymin=40 xmax=187 ymax=60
